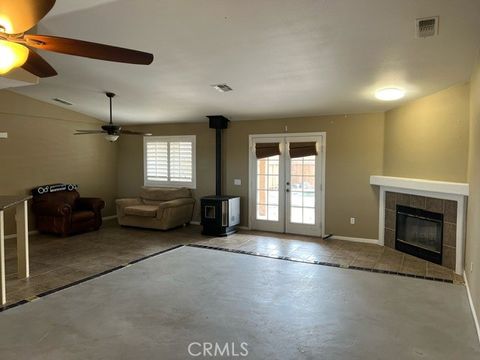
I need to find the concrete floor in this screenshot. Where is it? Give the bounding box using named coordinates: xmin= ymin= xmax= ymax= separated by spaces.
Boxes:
xmin=0 ymin=246 xmax=478 ymax=360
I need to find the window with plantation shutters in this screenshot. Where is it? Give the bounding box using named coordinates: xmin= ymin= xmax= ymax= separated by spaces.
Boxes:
xmin=144 ymin=136 xmax=196 ymax=188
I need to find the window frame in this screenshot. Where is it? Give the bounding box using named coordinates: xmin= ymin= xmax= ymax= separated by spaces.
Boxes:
xmin=143 ymin=135 xmax=197 ymax=189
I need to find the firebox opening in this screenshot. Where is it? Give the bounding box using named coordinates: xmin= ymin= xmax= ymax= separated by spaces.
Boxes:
xmin=395 ymin=205 xmax=443 ymax=265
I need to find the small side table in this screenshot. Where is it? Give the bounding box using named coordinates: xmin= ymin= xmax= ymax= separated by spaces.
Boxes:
xmin=0 ymin=195 xmax=32 ymax=305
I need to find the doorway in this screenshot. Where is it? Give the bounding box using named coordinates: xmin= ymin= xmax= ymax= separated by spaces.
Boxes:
xmin=249 ymin=133 xmax=325 ymax=237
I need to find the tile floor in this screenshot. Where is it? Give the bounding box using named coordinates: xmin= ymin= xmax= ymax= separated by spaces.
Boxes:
xmin=196 ymin=230 xmax=461 ymax=283
xmin=2 ymin=220 xmax=461 ymax=308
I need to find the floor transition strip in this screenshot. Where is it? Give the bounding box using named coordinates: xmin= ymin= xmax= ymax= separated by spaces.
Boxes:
xmin=0 ymin=245 xmax=184 ymax=313
xmin=186 ymin=244 xmax=455 ymax=284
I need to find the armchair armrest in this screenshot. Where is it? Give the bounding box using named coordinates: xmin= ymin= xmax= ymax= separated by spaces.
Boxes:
xmin=77 ymin=197 xmax=105 ymax=212
xmin=32 ymin=202 xmax=72 ymax=217
xmin=116 ymin=198 xmax=142 ymax=217
xmin=157 ymin=198 xmax=195 ymax=219
xmin=158 ymin=198 xmax=195 ymax=209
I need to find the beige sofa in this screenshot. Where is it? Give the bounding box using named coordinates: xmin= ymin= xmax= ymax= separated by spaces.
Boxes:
xmin=116 ymin=187 xmax=195 ymax=230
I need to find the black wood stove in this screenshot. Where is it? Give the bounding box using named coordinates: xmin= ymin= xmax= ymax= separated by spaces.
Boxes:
xmin=201 ymin=116 xmax=240 ymax=236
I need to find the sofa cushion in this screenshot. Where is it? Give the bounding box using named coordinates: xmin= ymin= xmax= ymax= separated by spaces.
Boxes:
xmin=140 ymin=187 xmax=192 ymax=202
xmin=124 ymin=205 xmax=158 ymax=217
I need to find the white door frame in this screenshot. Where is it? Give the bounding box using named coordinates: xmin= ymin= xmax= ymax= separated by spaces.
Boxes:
xmin=248 ymin=132 xmax=327 ymax=238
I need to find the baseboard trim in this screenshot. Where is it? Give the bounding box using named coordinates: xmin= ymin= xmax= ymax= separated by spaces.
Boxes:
xmin=5 ymin=230 xmax=39 ymax=240
xmin=330 ymin=235 xmax=379 ymax=245
xmin=464 ymin=272 xmax=480 ymax=344
xmin=102 ymin=215 xmax=118 ymax=221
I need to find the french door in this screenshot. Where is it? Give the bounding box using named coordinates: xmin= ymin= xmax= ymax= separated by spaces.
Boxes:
xmin=250 ymin=134 xmax=324 ymax=237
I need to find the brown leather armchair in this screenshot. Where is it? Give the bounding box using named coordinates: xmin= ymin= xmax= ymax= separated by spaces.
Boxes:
xmin=32 ymin=187 xmax=105 ymax=236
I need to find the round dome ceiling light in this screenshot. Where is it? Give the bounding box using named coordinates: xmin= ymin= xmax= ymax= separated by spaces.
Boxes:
xmin=375 ymin=88 xmax=406 ymax=101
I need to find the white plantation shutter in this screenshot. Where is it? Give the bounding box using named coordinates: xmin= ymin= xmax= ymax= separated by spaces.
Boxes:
xmin=144 ymin=136 xmax=196 ymax=188
xmin=169 ymin=142 xmax=193 ymax=182
xmin=146 ymin=141 xmax=168 ymax=182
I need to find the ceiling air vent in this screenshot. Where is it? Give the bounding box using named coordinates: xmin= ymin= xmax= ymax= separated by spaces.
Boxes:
xmin=53 ymin=98 xmax=74 ymax=106
xmin=211 ymin=84 xmax=233 ymax=93
xmin=416 ymin=17 xmax=439 ymax=38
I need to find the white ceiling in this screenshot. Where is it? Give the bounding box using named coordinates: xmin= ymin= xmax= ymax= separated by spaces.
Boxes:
xmin=0 ymin=68 xmax=38 ymax=89
xmin=45 ymin=0 xmax=118 ymax=19
xmin=10 ymin=0 xmax=480 ymax=124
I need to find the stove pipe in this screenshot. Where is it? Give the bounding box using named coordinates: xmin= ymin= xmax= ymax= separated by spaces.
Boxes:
xmin=207 ymin=115 xmax=230 ymax=196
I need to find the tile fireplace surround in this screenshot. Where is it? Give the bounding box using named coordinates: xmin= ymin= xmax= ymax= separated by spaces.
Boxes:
xmin=370 ymin=176 xmax=469 ymax=275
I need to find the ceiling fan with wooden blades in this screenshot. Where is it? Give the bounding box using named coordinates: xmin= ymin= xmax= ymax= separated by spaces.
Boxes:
xmin=0 ymin=0 xmax=154 ymax=78
xmin=75 ymin=92 xmax=152 ymax=142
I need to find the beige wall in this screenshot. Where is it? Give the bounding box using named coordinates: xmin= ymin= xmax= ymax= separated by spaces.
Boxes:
xmin=466 ymin=60 xmax=480 ymax=321
xmin=384 ymin=83 xmax=470 ymax=182
xmin=0 ymin=77 xmax=467 ymax=251
xmin=117 ymin=122 xmax=216 ymax=220
xmin=118 ymin=113 xmax=385 ymax=239
xmin=0 ymin=90 xmax=118 ymax=236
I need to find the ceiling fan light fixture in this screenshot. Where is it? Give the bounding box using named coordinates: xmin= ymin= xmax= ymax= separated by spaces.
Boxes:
xmin=0 ymin=16 xmax=13 ymax=34
xmin=74 ymin=92 xmax=150 ymax=138
xmin=104 ymin=134 xmax=120 ymax=142
xmin=0 ymin=40 xmax=29 ymax=74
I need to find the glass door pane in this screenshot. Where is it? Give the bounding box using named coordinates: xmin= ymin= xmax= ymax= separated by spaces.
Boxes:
xmin=256 ymin=155 xmax=280 ymax=221
xmin=289 ymin=156 xmax=316 ymax=225
xmin=251 ymin=137 xmax=285 ymax=233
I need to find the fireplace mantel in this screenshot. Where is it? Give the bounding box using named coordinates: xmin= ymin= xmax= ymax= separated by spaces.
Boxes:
xmin=370 ymin=175 xmax=469 ymax=275
xmin=370 ymin=176 xmax=469 ymax=196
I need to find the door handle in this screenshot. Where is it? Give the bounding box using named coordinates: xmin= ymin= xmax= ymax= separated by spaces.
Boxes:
xmin=286 ymin=189 xmax=290 ymax=192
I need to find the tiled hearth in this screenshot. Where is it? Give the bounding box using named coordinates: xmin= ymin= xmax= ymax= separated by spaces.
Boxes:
xmin=384 ymin=192 xmax=457 ymax=270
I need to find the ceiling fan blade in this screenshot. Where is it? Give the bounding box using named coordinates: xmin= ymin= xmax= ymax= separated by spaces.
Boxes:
xmin=120 ymin=130 xmax=153 ymax=136
xmin=25 ymin=35 xmax=154 ymax=65
xmin=21 ymin=49 xmax=57 ymax=78
xmin=0 ymin=0 xmax=56 ymax=34
xmin=74 ymin=130 xmax=106 ymax=135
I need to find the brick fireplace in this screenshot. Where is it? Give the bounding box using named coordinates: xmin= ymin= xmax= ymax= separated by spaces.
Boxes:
xmin=370 ymin=176 xmax=469 ymax=275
